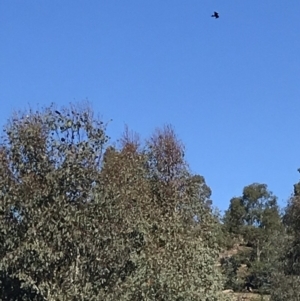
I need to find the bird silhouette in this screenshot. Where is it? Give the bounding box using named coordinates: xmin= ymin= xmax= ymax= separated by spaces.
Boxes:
xmin=211 ymin=11 xmax=219 ymax=19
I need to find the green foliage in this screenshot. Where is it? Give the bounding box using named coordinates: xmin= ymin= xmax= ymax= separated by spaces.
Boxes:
xmin=0 ymin=102 xmax=110 ymax=300
xmin=213 ymin=209 xmax=234 ymax=251
xmin=270 ymin=274 xmax=300 ymax=301
xmin=0 ymin=104 xmax=228 ymax=300
xmin=224 ymin=183 xmax=282 ymax=257
xmin=223 ymin=184 xmax=284 ymax=295
xmin=270 ymin=172 xmax=300 ymax=300
xmin=247 ymin=261 xmax=272 ymax=294
xmin=223 ymin=197 xmax=246 ymax=236
xmin=221 ymin=256 xmax=241 ymax=291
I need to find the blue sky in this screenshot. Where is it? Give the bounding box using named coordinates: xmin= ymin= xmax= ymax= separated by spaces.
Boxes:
xmin=1 ymin=1 xmax=300 ymax=212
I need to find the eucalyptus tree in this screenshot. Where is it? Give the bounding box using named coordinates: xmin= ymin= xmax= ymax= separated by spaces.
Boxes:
xmin=0 ymin=106 xmax=228 ymax=301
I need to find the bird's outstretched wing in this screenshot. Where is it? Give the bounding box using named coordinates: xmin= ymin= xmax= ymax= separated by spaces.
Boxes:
xmin=211 ymin=11 xmax=219 ymax=18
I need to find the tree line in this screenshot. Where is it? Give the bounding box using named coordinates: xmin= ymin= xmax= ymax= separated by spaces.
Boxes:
xmin=0 ymin=102 xmax=299 ymax=300
xmin=217 ymin=166 xmax=300 ymax=299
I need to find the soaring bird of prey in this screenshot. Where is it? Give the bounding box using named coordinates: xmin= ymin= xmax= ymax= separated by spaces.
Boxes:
xmin=211 ymin=11 xmax=219 ymax=18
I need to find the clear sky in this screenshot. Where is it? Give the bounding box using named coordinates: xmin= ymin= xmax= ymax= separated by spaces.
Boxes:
xmin=1 ymin=1 xmax=300 ymax=212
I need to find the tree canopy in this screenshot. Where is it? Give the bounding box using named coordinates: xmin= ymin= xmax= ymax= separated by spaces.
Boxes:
xmin=0 ymin=103 xmax=228 ymax=301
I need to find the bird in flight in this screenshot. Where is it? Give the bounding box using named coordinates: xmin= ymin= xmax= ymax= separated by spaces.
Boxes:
xmin=211 ymin=11 xmax=219 ymax=19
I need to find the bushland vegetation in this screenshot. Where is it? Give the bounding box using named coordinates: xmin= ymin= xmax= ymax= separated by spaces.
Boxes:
xmin=0 ymin=102 xmax=299 ymax=301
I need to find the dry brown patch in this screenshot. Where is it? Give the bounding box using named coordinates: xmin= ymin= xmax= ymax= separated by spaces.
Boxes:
xmin=230 ymin=292 xmax=270 ymax=301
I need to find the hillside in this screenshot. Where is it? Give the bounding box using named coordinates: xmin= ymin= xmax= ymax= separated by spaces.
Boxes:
xmin=220 ymin=243 xmax=271 ymax=301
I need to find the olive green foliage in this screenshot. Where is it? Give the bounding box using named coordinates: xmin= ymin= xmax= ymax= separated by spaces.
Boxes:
xmin=223 ymin=184 xmax=283 ymax=294
xmin=0 ymin=103 xmax=228 ymax=300
xmin=223 ymin=197 xmax=246 ymax=236
xmin=221 ymin=256 xmax=242 ymax=291
xmin=212 ymin=209 xmax=234 ymax=251
xmin=270 ymin=274 xmax=300 ymax=301
xmin=270 ymin=172 xmax=300 ymax=300
xmin=224 ymin=184 xmax=282 ymax=256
